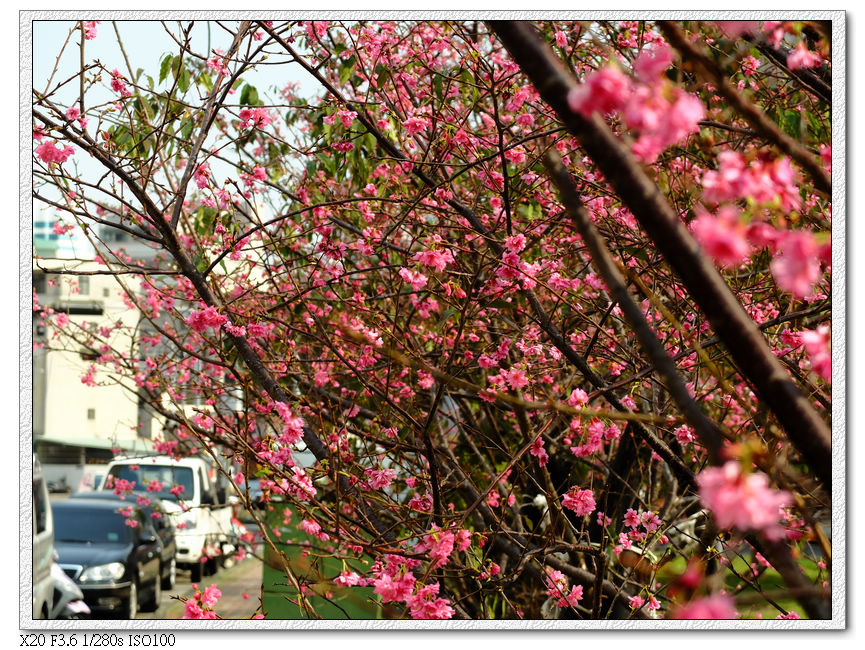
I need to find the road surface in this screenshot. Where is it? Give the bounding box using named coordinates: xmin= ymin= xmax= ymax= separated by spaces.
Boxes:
xmin=137 ymin=553 xmax=263 ymax=620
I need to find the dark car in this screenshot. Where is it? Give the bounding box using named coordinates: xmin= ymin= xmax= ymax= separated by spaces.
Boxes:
xmin=52 ymin=499 xmax=163 ymax=619
xmin=69 ymin=491 xmax=178 ymax=590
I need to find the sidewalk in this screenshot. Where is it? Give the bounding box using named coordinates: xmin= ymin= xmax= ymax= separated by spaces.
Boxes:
xmin=153 ymin=554 xmax=264 ymax=620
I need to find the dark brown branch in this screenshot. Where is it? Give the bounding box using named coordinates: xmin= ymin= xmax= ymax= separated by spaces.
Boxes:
xmin=658 ymin=21 xmax=830 ymax=195
xmin=260 ymin=21 xmax=697 ymax=491
xmin=487 ymin=20 xmax=830 ymax=490
xmin=544 ymin=150 xmax=726 ymax=464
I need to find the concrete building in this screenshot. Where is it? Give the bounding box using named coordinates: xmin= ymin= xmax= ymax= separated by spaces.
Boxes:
xmin=32 ymin=222 xmax=158 ymax=491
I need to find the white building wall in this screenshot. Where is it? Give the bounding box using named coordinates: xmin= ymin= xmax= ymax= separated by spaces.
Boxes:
xmin=36 ymin=260 xmax=144 ymax=444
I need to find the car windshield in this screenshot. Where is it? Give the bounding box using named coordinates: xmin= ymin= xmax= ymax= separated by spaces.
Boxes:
xmin=54 ymin=507 xmax=131 ymax=544
xmin=106 ymin=464 xmax=194 ymax=502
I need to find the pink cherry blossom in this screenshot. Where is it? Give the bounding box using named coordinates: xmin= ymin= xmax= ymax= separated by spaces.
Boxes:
xmin=696 ymin=461 xmax=792 ymax=539
xmin=402 ymin=116 xmax=430 ymax=136
xmin=672 ymin=593 xmax=738 ymax=619
xmin=110 ymin=69 xmax=132 ymax=97
xmin=412 ymin=248 xmax=454 ymax=273
xmin=530 ymin=436 xmax=549 ymax=467
xmin=562 ymin=487 xmax=596 ymax=516
xmin=690 ymin=206 xmax=750 ymax=267
xmin=543 ymin=567 xmax=584 ymax=608
xmin=675 ymin=425 xmax=696 ymax=445
xmin=200 ymin=584 xmax=222 ymax=608
xmin=186 ymin=305 xmax=228 ymax=333
xmin=36 ymin=141 xmax=75 ymax=165
xmin=714 ymin=21 xmax=762 ymax=37
xmin=787 ymin=41 xmax=823 ymax=70
xmin=633 ymin=44 xmax=674 ymax=82
xmin=365 ymin=467 xmax=397 ymax=490
xmin=83 ymin=21 xmax=100 ymax=40
xmin=567 ymin=66 xmax=631 ymax=118
xmin=800 ymin=325 xmax=831 ymax=382
xmin=398 ymin=267 xmax=429 ymax=291
xmin=239 ymin=107 xmax=272 ymax=129
xmin=770 ymin=230 xmax=823 ymax=298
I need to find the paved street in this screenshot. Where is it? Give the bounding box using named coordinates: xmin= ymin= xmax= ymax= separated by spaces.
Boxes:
xmin=137 ymin=552 xmax=263 ymax=620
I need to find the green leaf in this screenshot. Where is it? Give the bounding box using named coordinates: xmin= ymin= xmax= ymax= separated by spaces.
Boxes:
xmin=174 ymin=65 xmax=190 ymax=94
xmin=199 ymin=72 xmax=213 ymax=93
xmin=193 ymin=252 xmax=209 ymax=273
xmin=240 ymin=84 xmax=259 ymax=106
xmin=778 ymin=108 xmax=801 ymax=139
xmin=159 ymin=54 xmax=173 ymax=84
xmin=374 ymin=64 xmax=391 ymax=87
xmin=339 ymin=56 xmax=355 ymax=85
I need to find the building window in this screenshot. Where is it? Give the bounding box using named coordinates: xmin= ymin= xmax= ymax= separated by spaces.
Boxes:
xmin=103 ymin=287 xmax=109 ymax=297
xmin=34 ymin=273 xmax=46 ymax=294
xmin=78 ymin=277 xmax=90 ymax=295
xmin=87 ymin=408 xmax=96 ymax=420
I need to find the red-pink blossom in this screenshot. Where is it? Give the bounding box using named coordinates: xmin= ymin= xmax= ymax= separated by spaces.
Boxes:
xmin=690 ymin=206 xmax=750 ymax=267
xmin=186 ymin=306 xmax=227 ymax=333
xmin=193 ymin=163 xmax=211 ymax=189
xmin=770 ymin=230 xmax=822 ymax=298
xmin=83 ymin=21 xmax=99 ymax=40
xmin=696 ymin=461 xmax=792 ymax=539
xmin=200 ymin=584 xmax=222 ymax=608
xmin=402 ymin=116 xmax=430 ymax=136
xmin=672 ymin=593 xmax=738 ymax=619
xmin=675 ymin=425 xmax=696 ymax=445
xmin=110 ymin=69 xmax=132 ymax=97
xmin=714 ymin=21 xmax=762 ymax=37
xmin=504 ymin=233 xmax=527 ymax=253
xmin=406 ymin=582 xmax=455 ymax=619
xmin=365 ymin=468 xmax=397 ymax=490
xmin=567 ymin=388 xmax=589 ymax=407
xmin=787 ymin=41 xmax=823 ymax=70
xmin=530 ymin=436 xmax=549 ymax=467
xmin=567 ymin=66 xmax=631 ymax=118
xmin=36 ymin=141 xmax=75 ymax=165
xmin=633 ymin=44 xmax=674 ymax=81
xmin=398 ymin=267 xmax=429 ymax=291
xmin=239 ymin=107 xmax=272 ymax=129
xmin=562 ymin=487 xmax=596 ymax=516
xmin=543 ymin=568 xmax=584 ymax=608
xmin=800 ymin=325 xmax=831 ymax=382
xmin=412 ymin=248 xmax=454 ymax=273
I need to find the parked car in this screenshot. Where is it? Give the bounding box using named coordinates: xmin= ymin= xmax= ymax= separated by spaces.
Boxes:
xmin=102 ymin=455 xmax=236 ymax=582
xmin=69 ymin=491 xmax=177 ymax=590
xmin=52 ymin=498 xmax=162 ymax=619
xmin=32 ymin=458 xmax=54 ymax=619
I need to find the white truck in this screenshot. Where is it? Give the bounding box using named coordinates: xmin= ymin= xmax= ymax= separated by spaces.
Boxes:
xmin=101 ymin=455 xmax=236 ymax=582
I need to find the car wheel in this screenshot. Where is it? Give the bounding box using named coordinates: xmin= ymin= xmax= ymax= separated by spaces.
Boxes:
xmin=190 ymin=561 xmax=203 ymax=583
xmin=124 ymin=580 xmax=138 ymax=620
xmin=161 ymin=557 xmax=176 ymax=590
xmin=141 ymin=575 xmax=161 ymax=613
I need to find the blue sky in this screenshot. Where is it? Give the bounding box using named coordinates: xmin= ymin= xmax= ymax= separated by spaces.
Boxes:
xmin=32 ymin=20 xmax=317 ymax=257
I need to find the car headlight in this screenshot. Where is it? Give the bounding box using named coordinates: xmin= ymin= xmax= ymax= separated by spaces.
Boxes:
xmin=79 ymin=562 xmax=126 ymax=583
